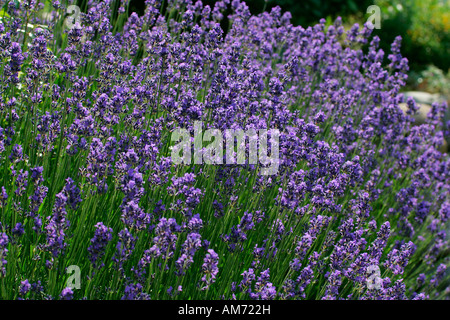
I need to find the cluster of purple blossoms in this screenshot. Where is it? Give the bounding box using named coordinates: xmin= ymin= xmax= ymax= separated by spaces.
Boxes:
xmin=168 ymin=173 xmax=204 ymax=217
xmin=249 ymin=269 xmax=277 ymax=300
xmin=175 ymin=232 xmax=202 ymax=276
xmin=44 ymin=178 xmax=82 ymax=259
xmin=60 ymin=287 xmax=74 ymax=300
xmin=114 ymin=227 xmax=137 ymax=273
xmin=0 ymin=0 xmax=447 ymax=300
xmin=0 ymin=231 xmax=8 ymax=277
xmin=200 ymin=249 xmax=219 ymax=290
xmin=19 ymin=279 xmax=31 ymax=297
xmin=221 ymin=211 xmax=259 ymax=252
xmin=28 ymin=166 xmax=47 ymax=231
xmin=88 ymin=222 xmax=113 ymax=269
xmin=121 ymin=283 xmax=150 ymax=300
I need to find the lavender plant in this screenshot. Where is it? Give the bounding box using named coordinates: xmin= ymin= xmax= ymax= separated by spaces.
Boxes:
xmin=0 ymin=0 xmax=448 ymax=300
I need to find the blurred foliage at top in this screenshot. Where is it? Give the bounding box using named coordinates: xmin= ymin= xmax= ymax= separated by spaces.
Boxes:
xmin=128 ymin=0 xmax=374 ymax=27
xmin=372 ymin=0 xmax=450 ymax=73
xmin=256 ymin=0 xmax=373 ymax=26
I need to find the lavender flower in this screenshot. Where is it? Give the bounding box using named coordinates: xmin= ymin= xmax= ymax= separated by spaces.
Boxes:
xmin=0 ymin=0 xmax=447 ymax=301
xmin=19 ymin=280 xmax=31 ymax=296
xmin=200 ymin=249 xmax=219 ymax=290
xmin=175 ymin=232 xmax=202 ymax=276
xmin=88 ymin=222 xmax=113 ymax=269
xmin=0 ymin=232 xmax=7 ymax=277
xmin=121 ymin=283 xmax=150 ymax=300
